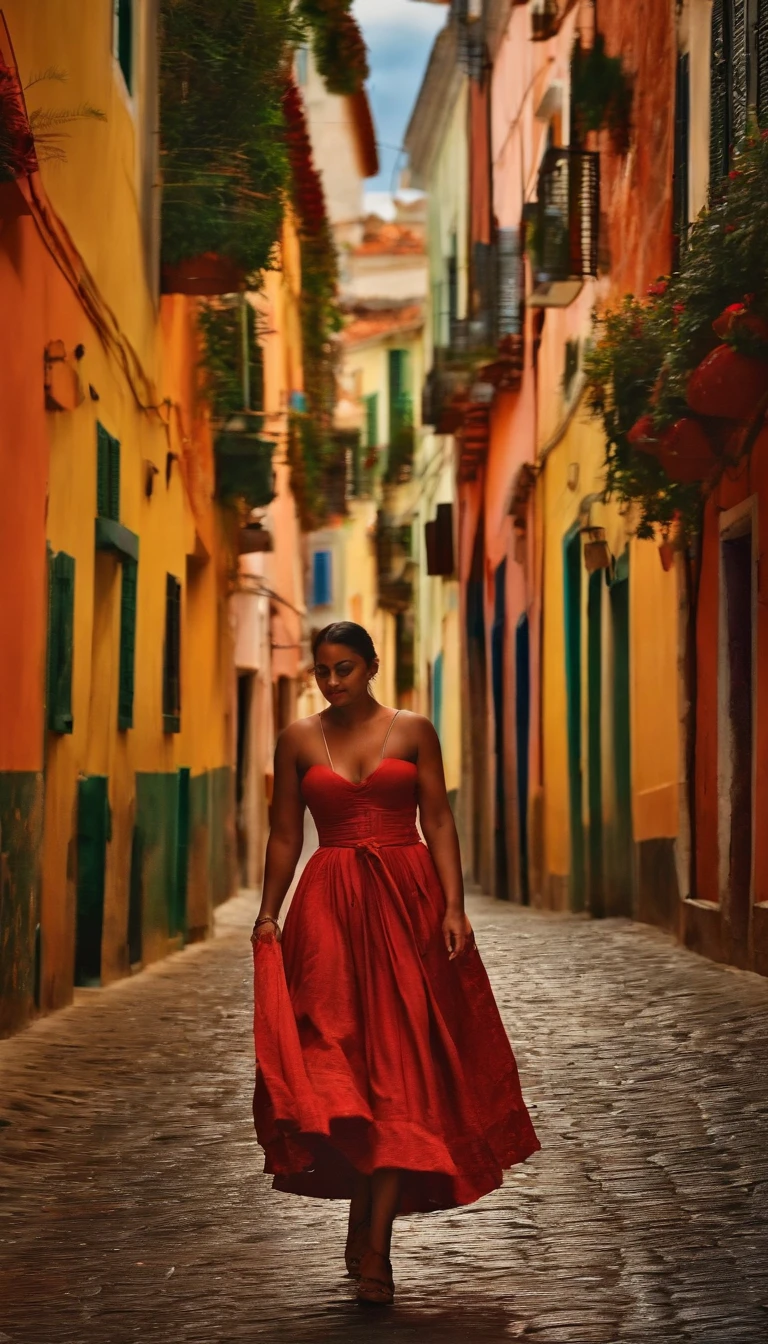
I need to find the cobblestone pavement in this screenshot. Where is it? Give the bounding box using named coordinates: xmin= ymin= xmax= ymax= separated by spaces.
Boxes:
xmin=2 ymin=890 xmax=768 ymax=1344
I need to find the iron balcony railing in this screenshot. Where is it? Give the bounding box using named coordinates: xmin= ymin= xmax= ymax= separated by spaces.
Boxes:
xmin=527 ymin=147 xmax=600 ymax=306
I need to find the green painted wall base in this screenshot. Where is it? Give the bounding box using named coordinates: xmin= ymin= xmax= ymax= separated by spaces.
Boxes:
xmin=0 ymin=772 xmax=44 ymax=1037
xmin=134 ymin=766 xmax=235 ymax=961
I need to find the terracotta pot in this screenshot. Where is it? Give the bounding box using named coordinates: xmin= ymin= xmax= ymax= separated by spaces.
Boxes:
xmin=161 ymin=252 xmax=245 ymax=297
xmin=687 ymin=343 xmax=768 ymax=421
xmin=712 ymin=305 xmax=768 ymax=343
xmin=628 ymin=415 xmax=717 ymax=484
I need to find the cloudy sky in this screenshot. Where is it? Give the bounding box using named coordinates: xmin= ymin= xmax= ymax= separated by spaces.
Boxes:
xmin=353 ymin=0 xmax=446 ymax=196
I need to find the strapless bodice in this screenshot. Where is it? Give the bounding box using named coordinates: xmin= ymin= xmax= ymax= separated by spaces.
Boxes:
xmin=300 ymin=758 xmax=420 ymax=848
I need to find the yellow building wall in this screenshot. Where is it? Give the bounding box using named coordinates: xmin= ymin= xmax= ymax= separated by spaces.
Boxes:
xmin=7 ymin=2 xmax=234 ymax=1012
xmin=540 ymin=403 xmax=681 ymax=895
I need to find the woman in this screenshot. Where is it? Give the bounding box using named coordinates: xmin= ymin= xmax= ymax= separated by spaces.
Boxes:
xmin=251 ymin=622 xmax=539 ymax=1306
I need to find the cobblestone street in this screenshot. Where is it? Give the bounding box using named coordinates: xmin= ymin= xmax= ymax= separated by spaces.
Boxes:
xmin=2 ymin=892 xmax=768 ymax=1344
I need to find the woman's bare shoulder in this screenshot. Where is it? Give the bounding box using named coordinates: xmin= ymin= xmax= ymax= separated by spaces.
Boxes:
xmin=392 ymin=710 xmax=439 ymax=745
xmin=276 ymin=715 xmax=320 ymax=755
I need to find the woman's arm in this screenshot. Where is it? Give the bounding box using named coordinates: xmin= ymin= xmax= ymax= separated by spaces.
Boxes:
xmin=253 ymin=729 xmax=306 ymax=941
xmin=415 ymin=717 xmax=471 ymax=959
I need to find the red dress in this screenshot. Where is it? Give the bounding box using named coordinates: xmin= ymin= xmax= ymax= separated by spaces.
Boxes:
xmin=252 ymin=757 xmax=540 ymax=1214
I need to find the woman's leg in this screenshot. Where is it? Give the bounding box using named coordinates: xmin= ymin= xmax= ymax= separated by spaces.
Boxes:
xmin=368 ymin=1168 xmax=402 ymax=1258
xmin=348 ymin=1171 xmax=372 ymax=1232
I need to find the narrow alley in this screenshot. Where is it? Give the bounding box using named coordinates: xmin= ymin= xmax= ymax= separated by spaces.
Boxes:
xmin=2 ymin=893 xmax=768 ymax=1344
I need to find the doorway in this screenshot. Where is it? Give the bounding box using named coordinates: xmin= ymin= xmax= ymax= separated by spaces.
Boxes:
xmin=466 ymin=518 xmax=488 ymax=888
xmin=563 ymin=527 xmax=586 ymax=911
xmin=75 ymin=776 xmax=110 ymax=986
xmin=515 ymin=614 xmax=531 ymax=904
xmin=587 ymin=569 xmax=604 ymax=916
xmin=610 ymin=562 xmax=633 ymax=914
xmin=719 ymin=501 xmax=756 ymax=965
xmin=491 ymin=561 xmax=508 ymax=899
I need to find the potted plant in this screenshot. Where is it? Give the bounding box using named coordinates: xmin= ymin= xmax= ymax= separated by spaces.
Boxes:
xmin=571 ymin=34 xmax=633 ymax=155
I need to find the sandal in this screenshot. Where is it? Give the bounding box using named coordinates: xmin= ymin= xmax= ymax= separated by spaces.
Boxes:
xmin=344 ymin=1219 xmax=370 ymax=1278
xmin=356 ymin=1249 xmax=395 ymax=1306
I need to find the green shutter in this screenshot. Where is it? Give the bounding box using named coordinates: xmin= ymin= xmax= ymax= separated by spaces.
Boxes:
xmin=388 ymin=350 xmax=412 ymax=439
xmin=47 ymin=551 xmax=75 ymax=734
xmin=75 ymin=775 xmax=110 ymax=986
xmin=731 ymin=0 xmax=747 ymax=142
xmin=97 ymin=423 xmax=120 ymax=521
xmin=118 ymin=559 xmax=138 ymax=731
xmin=365 ymin=392 xmax=379 ymax=449
xmin=163 ymin=574 xmax=181 ymax=733
xmin=710 ymin=0 xmax=730 ymax=193
xmin=758 ymin=0 xmax=768 ymax=125
xmin=117 ymin=0 xmax=133 ymax=93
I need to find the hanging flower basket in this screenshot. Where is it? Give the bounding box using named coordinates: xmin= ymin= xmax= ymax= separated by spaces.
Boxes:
xmin=686 ymin=343 xmax=768 ymax=421
xmin=628 ymin=414 xmax=717 ymax=484
xmin=161 ymin=252 xmax=246 ymax=297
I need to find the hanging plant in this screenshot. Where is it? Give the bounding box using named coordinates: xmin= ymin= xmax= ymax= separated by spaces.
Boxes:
xmin=585 ymin=128 xmax=768 ymax=537
xmin=159 ymin=0 xmax=299 ymax=283
xmin=283 ymin=77 xmax=346 ymax=527
xmin=1 ymin=62 xmax=105 ymax=182
xmin=296 ymin=0 xmax=369 ymax=96
xmin=571 ymin=34 xmax=633 ymax=155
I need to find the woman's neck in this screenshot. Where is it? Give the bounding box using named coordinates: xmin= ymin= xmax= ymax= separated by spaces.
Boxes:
xmin=323 ymin=697 xmax=381 ymax=728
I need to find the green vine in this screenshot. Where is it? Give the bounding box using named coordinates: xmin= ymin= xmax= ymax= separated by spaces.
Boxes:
xmin=297 ymin=0 xmax=369 ymax=96
xmin=159 ymin=0 xmax=299 ymax=276
xmin=584 ymin=128 xmax=768 ymax=538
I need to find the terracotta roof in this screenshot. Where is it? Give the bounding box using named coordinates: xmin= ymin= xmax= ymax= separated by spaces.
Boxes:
xmin=352 ymin=222 xmax=425 ymax=257
xmin=341 ymin=303 xmax=424 ymax=347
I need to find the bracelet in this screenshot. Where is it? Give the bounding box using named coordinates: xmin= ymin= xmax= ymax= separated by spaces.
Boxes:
xmin=253 ymin=915 xmax=280 ymax=931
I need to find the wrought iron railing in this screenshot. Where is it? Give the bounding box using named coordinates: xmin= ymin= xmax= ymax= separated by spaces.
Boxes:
xmin=527 ymin=147 xmax=599 ymax=304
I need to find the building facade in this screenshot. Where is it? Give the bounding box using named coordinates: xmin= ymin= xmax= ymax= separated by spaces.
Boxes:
xmin=0 ymin=2 xmax=236 ymax=1035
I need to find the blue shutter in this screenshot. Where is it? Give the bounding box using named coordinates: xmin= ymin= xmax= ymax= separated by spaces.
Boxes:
xmin=312 ymin=551 xmax=332 ymax=607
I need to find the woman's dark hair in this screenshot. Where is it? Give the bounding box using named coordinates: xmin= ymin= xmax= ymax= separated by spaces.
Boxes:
xmin=312 ymin=621 xmax=377 ymax=664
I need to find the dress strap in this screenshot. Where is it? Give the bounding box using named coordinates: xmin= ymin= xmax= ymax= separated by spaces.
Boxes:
xmin=318 ymin=714 xmax=335 ymax=774
xmin=380 ymin=710 xmax=401 ymax=761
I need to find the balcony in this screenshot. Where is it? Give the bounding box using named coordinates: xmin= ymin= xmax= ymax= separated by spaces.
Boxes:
xmin=214 ymin=414 xmax=275 ymax=510
xmin=527 ymin=147 xmax=600 ymax=307
xmin=376 ymin=516 xmax=414 ymax=614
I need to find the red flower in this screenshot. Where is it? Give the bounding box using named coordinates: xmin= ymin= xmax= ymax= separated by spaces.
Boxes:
xmin=673 ymin=302 xmax=686 ymax=315
xmin=728 ymin=169 xmax=742 ymax=179
xmin=724 ymin=224 xmax=736 ymax=234
xmin=647 ymin=280 xmax=668 ymax=297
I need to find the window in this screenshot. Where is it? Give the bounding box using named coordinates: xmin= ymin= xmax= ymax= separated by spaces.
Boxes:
xmin=754 ymin=0 xmax=768 ymax=123
xmin=47 ymin=550 xmax=75 ymax=734
xmin=312 ymin=551 xmax=332 ymax=607
xmin=365 ymin=393 xmax=379 ymax=449
xmin=118 ymin=560 xmax=138 ymax=731
xmin=296 ymin=44 xmax=309 ymax=88
xmin=97 ymin=423 xmax=120 ymax=521
xmin=163 ymin=574 xmax=181 ymax=733
xmin=114 ymin=0 xmax=133 ymax=93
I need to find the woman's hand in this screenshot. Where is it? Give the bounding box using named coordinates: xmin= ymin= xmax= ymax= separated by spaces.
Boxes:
xmin=442 ymin=910 xmax=472 ymax=960
xmin=251 ymin=918 xmax=282 ymax=946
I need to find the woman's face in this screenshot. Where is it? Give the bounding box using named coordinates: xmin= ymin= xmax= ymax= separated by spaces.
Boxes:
xmin=313 ymin=642 xmax=376 ymax=707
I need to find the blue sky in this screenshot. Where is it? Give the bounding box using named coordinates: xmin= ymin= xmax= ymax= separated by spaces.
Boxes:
xmin=353 ymin=0 xmax=446 ymax=195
